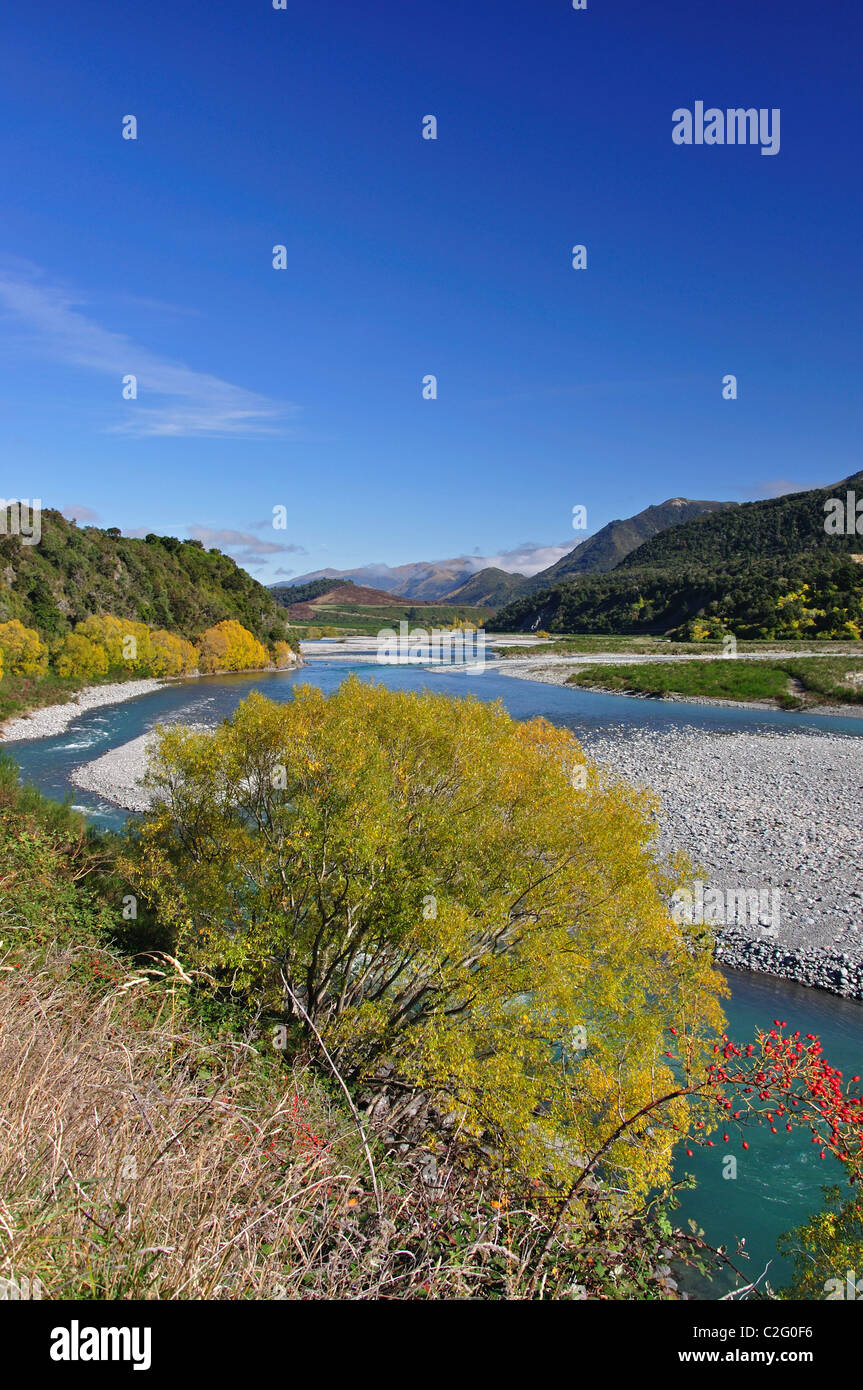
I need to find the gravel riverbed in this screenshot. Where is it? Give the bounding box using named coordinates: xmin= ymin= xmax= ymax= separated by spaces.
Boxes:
xmin=70 ymin=726 xmax=211 ymax=812
xmin=65 ymin=706 xmax=863 ymax=999
xmin=580 ymin=723 xmax=863 ymax=999
xmin=0 ymin=680 xmax=168 ymax=742
xmin=71 ymin=731 xmax=168 ymax=813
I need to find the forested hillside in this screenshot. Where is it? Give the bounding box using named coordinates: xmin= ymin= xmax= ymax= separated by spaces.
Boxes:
xmin=617 ymin=472 xmax=863 ymax=571
xmin=526 ymin=497 xmax=737 ymax=590
xmin=491 ymin=474 xmax=863 ymax=638
xmin=0 ymin=510 xmax=290 ymax=645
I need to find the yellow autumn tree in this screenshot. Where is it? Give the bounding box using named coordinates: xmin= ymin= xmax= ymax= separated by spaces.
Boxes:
xmin=125 ymin=678 xmax=726 ymax=1202
xmin=271 ymin=640 xmax=295 ymax=669
xmin=149 ymin=630 xmax=198 ymax=677
xmin=0 ymin=619 xmax=49 ymax=676
xmin=196 ymin=620 xmax=269 ymax=674
xmin=74 ymin=615 xmax=154 ymax=673
xmin=54 ymin=633 xmax=109 ymax=680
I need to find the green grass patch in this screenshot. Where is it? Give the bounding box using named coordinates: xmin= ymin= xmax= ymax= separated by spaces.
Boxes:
xmin=566 ymin=660 xmax=801 ymax=707
xmin=0 ymin=670 xmax=87 ymax=725
xmin=779 ymin=657 xmax=863 ymax=705
xmin=497 ymin=635 xmax=863 ymax=659
xmin=565 ymin=656 xmax=863 ymax=709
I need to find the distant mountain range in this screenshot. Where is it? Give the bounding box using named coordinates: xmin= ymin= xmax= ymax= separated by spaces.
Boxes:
xmin=280 ymin=498 xmax=734 ymax=605
xmin=283 ymin=559 xmax=486 ymax=602
xmin=283 ymin=542 xmax=572 ymax=603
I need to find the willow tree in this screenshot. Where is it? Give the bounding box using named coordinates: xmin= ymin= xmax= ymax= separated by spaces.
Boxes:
xmin=124 ymin=677 xmax=726 ymax=1197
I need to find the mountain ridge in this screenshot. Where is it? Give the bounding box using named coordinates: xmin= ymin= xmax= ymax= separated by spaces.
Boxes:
xmin=283 ymin=498 xmax=734 ymax=607
xmin=490 ymin=471 xmax=863 ymax=638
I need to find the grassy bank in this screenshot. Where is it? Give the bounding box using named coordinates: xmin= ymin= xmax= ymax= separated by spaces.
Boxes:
xmin=0 ymin=669 xmax=88 ymax=725
xmin=565 ymin=656 xmax=863 ymax=709
xmin=496 ymin=635 xmax=863 ymax=659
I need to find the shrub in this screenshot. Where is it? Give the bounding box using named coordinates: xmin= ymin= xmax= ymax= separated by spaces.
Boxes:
xmin=0 ymin=620 xmax=48 ymax=676
xmin=124 ymin=677 xmax=726 ymax=1199
xmin=197 ymin=620 xmax=270 ymax=674
xmin=54 ymin=633 xmax=109 ymax=681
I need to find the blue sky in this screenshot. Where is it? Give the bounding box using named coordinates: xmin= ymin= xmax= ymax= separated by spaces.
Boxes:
xmin=1 ymin=0 xmax=861 ymax=581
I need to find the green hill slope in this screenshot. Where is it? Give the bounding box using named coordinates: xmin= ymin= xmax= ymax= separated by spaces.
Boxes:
xmin=616 ymin=474 xmax=863 ymax=571
xmin=491 ymin=473 xmax=863 ymax=638
xmin=528 ymin=497 xmax=737 ymax=589
xmin=443 ymin=568 xmax=527 ymax=606
xmin=0 ymin=510 xmax=291 ymax=645
xmin=457 ymin=497 xmax=734 ymax=606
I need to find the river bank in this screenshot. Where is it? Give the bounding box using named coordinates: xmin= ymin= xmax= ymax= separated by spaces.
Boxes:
xmin=489 ymin=652 xmax=863 ymax=718
xmin=579 ymin=722 xmax=863 ymax=998
xmin=0 ymin=659 xmax=304 ymax=744
xmin=0 ymin=679 xmax=168 ymax=742
xmin=6 ymin=655 xmax=863 ymax=1002
xmin=70 ymin=727 xmax=209 ymax=812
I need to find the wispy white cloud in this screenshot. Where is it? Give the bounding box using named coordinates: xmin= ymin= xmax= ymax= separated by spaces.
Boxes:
xmin=0 ymin=259 xmax=297 ymax=438
xmin=186 ymin=525 xmax=307 ymax=567
xmin=741 ymin=478 xmax=816 ymax=500
xmin=61 ymin=502 xmax=101 ymax=523
xmin=462 ymin=541 xmax=574 ymax=576
xmin=119 ymin=522 xmax=306 ymax=570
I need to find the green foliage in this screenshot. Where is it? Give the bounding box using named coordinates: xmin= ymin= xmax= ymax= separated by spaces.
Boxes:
xmin=123 ymin=678 xmax=727 ymax=1199
xmin=777 ymin=1186 xmax=863 ymax=1300
xmin=567 ymin=660 xmax=798 ymax=705
xmin=531 ymin=499 xmax=738 ymax=589
xmin=0 ymin=669 xmax=83 ymax=724
xmin=780 ymin=656 xmax=863 ymax=704
xmin=491 ymin=471 xmax=863 ymax=638
xmin=0 ymin=754 xmax=118 ymax=953
xmin=566 ymin=656 xmax=863 ymax=708
xmin=0 ymin=510 xmax=290 ymax=645
xmin=491 ymin=553 xmax=863 ymax=640
xmin=617 ymin=473 xmax=863 ymax=572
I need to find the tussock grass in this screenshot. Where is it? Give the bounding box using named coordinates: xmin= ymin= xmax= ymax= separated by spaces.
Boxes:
xmin=2 ymin=942 xmax=612 ymax=1300
xmin=0 ymin=947 xmax=378 ymax=1299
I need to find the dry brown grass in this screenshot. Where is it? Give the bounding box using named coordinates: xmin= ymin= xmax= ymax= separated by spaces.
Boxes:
xmin=0 ymin=943 xmax=574 ymax=1300
xmin=0 ymin=944 xmax=394 ymax=1299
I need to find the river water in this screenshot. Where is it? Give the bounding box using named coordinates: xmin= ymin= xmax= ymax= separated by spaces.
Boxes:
xmin=9 ymin=655 xmax=863 ymax=1296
